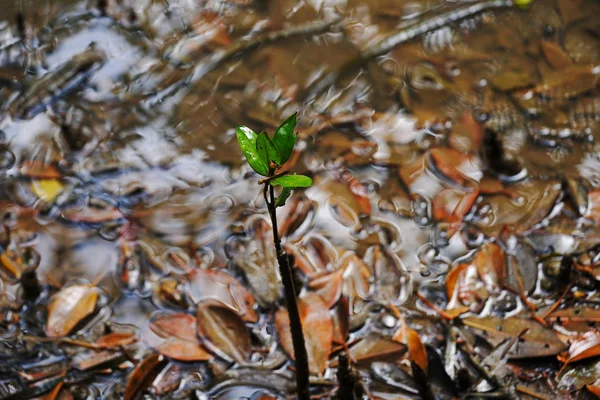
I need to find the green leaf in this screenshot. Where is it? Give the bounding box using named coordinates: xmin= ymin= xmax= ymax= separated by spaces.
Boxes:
xmin=256 ymin=132 xmax=281 ymax=166
xmin=275 ymin=187 xmax=292 ymax=207
xmin=270 ymin=174 xmax=312 ymax=188
xmin=272 ymin=112 xmax=298 ymax=164
xmin=236 ymin=126 xmax=269 ymax=176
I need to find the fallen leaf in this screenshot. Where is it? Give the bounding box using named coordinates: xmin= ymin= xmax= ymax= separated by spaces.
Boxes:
xmin=393 ymin=326 xmax=428 ymax=371
xmin=150 ymin=313 xmax=197 ymax=342
xmin=72 ymin=350 xmax=127 ymax=371
xmin=31 ymin=179 xmax=64 ymax=202
xmin=587 ymin=385 xmax=600 ymax=396
xmin=335 ymin=333 xmax=407 ymax=367
xmin=125 ymin=353 xmax=167 ymax=400
xmin=566 ymin=330 xmax=600 ymax=364
xmin=197 ymin=300 xmax=252 ymax=364
xmin=96 ymin=332 xmax=137 ymax=348
xmin=154 ymin=340 xmax=213 ymax=362
xmin=46 ymin=284 xmax=99 ymax=337
xmin=150 ymin=313 xmax=212 ymax=362
xmin=189 ymin=269 xmax=258 ymax=322
xmin=463 ymin=317 xmax=567 ymax=359
xmin=540 ymin=40 xmax=573 ymax=69
xmin=275 ymin=292 xmax=333 ymax=375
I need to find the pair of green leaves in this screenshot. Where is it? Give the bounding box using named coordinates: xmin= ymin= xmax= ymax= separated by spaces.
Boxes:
xmin=236 ymin=112 xmax=312 ymax=192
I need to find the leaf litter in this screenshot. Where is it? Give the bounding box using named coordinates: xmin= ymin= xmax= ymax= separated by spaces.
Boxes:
xmin=1 ymin=0 xmax=600 ymax=398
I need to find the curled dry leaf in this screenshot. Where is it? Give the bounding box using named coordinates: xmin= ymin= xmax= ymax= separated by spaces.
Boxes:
xmin=310 ymin=252 xmax=370 ymax=308
xmin=45 ymin=284 xmax=99 ymax=337
xmin=196 ymin=300 xmax=252 ymax=364
xmin=125 ymin=353 xmax=167 ymax=400
xmin=149 ymin=313 xmax=212 ymax=362
xmin=189 ymin=269 xmax=258 ymax=322
xmin=463 ymin=317 xmax=567 ymax=359
xmin=566 ymin=330 xmax=600 ymax=364
xmin=275 ymin=291 xmax=333 ymax=375
xmin=393 ymin=325 xmax=428 ymax=371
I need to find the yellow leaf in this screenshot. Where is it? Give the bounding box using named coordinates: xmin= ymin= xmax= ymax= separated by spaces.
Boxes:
xmin=32 ymin=179 xmax=64 ymax=202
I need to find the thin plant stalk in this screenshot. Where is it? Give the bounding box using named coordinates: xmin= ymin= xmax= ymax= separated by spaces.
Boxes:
xmin=263 ymin=177 xmax=310 ymax=400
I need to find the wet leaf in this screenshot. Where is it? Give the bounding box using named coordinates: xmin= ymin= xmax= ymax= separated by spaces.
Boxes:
xmin=566 ymin=330 xmax=600 ymax=364
xmin=540 ymin=40 xmax=573 ymax=69
xmin=272 ymin=112 xmax=298 ymax=164
xmin=463 ymin=317 xmax=567 ymax=358
xmin=256 ymin=131 xmax=281 ymax=166
xmin=587 ymin=385 xmax=600 ymax=396
xmin=31 ymin=179 xmax=64 ymax=202
xmin=275 ymin=291 xmax=333 ymax=375
xmin=491 ymin=71 xmax=535 ymax=91
xmin=336 ymin=333 xmax=407 ymax=367
xmin=197 ymin=301 xmax=252 ymax=364
xmin=72 ymin=350 xmax=127 ymax=371
xmin=150 ymin=313 xmax=197 ymax=342
xmin=154 ymin=340 xmax=213 ymax=362
xmin=393 ymin=325 xmax=428 ymax=371
xmin=270 ymin=174 xmax=312 ymax=188
xmin=96 ymin=332 xmax=137 ymax=348
xmin=46 ymin=284 xmax=99 ymax=337
xmin=236 ymin=126 xmax=269 ymax=176
xmin=189 ymin=269 xmax=258 ymax=322
xmin=125 ymin=353 xmax=167 ymax=400
xmin=148 ymin=313 xmax=212 ymax=361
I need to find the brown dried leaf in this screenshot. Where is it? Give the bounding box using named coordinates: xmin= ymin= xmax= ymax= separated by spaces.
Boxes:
xmin=393 ymin=326 xmax=428 ymax=371
xmin=72 ymin=350 xmax=126 ymax=371
xmin=149 ymin=313 xmax=213 ymax=361
xmin=275 ymin=292 xmax=333 ymax=375
xmin=567 ymin=330 xmax=600 ymax=364
xmin=540 ymin=40 xmax=573 ymax=69
xmin=463 ymin=317 xmax=566 ymax=359
xmin=96 ymin=332 xmax=137 ymax=348
xmin=150 ymin=313 xmax=197 ymax=342
xmin=189 ymin=269 xmax=258 ymax=322
xmin=125 ymin=353 xmax=167 ymax=400
xmin=46 ymin=284 xmax=98 ymax=337
xmin=338 ymin=333 xmax=407 ymax=367
xmin=196 ymin=301 xmax=252 ymax=364
xmin=154 ymin=340 xmax=212 ymax=362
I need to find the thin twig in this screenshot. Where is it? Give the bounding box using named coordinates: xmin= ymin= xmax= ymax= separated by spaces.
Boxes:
xmin=258 ymin=169 xmax=290 ymax=185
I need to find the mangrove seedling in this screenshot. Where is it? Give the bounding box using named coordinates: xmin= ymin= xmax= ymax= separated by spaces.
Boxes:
xmin=235 ymin=112 xmax=312 ymax=400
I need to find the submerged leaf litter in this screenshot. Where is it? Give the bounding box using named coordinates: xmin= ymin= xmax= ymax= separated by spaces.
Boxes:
xmin=0 ymin=0 xmax=600 ymax=398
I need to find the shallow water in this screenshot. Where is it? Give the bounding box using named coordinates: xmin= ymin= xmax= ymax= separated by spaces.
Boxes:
xmin=1 ymin=0 xmax=600 ymax=398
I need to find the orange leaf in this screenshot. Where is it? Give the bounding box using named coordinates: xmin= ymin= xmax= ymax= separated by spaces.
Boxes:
xmin=446 ymin=263 xmax=468 ymax=300
xmin=310 ymin=270 xmax=343 ymax=308
xmin=154 ymin=340 xmax=212 ymax=362
xmin=587 ymin=385 xmax=600 ymax=396
xmin=125 ymin=353 xmax=167 ymax=400
xmin=96 ymin=332 xmax=137 ymax=348
xmin=335 ymin=333 xmax=406 ymax=367
xmin=46 ymin=285 xmax=98 ymax=337
xmin=189 ymin=269 xmax=258 ymax=322
xmin=196 ymin=301 xmax=252 ymax=364
xmin=149 ymin=313 xmax=213 ymax=361
xmin=275 ymin=292 xmax=333 ymax=375
xmin=150 ymin=313 xmax=197 ymax=342
xmin=393 ymin=326 xmax=428 ymax=371
xmin=567 ymin=330 xmax=600 ymax=364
